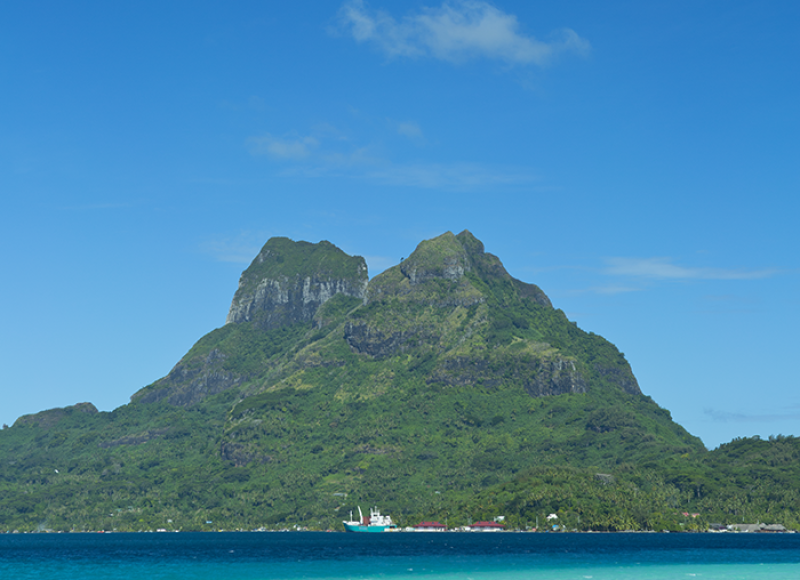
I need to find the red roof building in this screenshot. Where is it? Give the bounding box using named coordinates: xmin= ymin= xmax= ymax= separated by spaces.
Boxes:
xmin=470 ymin=521 xmax=505 ymax=531
xmin=415 ymin=521 xmax=447 ymax=531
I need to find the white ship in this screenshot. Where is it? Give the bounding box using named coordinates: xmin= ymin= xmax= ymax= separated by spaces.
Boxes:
xmin=342 ymin=506 xmax=397 ymax=533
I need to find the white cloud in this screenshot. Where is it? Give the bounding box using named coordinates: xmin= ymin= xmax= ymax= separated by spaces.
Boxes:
xmin=247 ymin=134 xmax=319 ymax=160
xmin=337 ymin=0 xmax=590 ymax=65
xmin=604 ymin=257 xmax=777 ymax=281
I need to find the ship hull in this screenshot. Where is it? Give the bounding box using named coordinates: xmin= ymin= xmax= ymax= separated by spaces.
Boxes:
xmin=343 ymin=522 xmax=388 ymax=533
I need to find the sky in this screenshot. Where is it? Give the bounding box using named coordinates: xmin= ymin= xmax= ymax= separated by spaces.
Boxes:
xmin=1 ymin=0 xmax=798 ymax=449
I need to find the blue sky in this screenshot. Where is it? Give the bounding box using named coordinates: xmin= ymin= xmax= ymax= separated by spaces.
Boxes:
xmin=1 ymin=1 xmax=798 ymax=449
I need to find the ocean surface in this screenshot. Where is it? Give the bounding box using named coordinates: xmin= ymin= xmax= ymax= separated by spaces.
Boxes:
xmin=2 ymin=532 xmax=800 ymax=580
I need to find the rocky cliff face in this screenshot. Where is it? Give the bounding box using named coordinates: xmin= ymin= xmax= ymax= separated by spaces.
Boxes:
xmin=226 ymin=238 xmax=368 ymax=330
xmin=227 ymin=275 xmax=366 ymax=329
xmin=430 ymin=354 xmax=587 ymax=397
xmin=134 ymin=238 xmax=368 ymax=408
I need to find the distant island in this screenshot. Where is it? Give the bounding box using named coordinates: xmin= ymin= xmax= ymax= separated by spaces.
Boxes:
xmin=2 ymin=231 xmax=798 ymax=532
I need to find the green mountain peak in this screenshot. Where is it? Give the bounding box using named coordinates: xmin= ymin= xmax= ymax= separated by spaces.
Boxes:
xmin=17 ymin=231 xmax=793 ymax=534
xmin=398 ymin=230 xmax=471 ymax=284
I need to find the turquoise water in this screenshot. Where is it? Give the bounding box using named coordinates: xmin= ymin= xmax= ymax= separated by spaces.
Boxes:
xmin=2 ymin=532 xmax=800 ymax=579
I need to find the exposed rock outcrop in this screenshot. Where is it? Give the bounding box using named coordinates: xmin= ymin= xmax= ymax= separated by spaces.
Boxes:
xmin=226 ymin=238 xmax=368 ymax=330
xmin=524 ymin=358 xmax=587 ymax=397
xmin=344 ymin=322 xmax=440 ymax=359
xmin=429 ymin=354 xmax=587 ymax=397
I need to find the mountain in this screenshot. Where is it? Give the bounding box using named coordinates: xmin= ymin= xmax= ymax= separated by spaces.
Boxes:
xmin=1 ymin=231 xmax=796 ymax=532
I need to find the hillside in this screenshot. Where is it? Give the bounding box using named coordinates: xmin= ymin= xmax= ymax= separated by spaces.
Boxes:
xmin=1 ymin=231 xmax=794 ymax=532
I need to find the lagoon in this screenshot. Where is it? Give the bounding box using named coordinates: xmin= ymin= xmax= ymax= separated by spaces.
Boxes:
xmin=2 ymin=532 xmax=800 ymax=579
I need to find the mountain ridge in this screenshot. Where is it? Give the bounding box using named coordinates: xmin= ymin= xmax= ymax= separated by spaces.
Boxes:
xmin=2 ymin=231 xmax=795 ymax=532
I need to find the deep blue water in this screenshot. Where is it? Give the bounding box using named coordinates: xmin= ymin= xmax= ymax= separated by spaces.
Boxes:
xmin=2 ymin=532 xmax=800 ymax=579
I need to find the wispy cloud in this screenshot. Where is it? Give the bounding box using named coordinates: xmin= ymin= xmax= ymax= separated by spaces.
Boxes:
xmin=247 ymin=123 xmax=535 ymax=191
xmin=396 ymin=121 xmax=423 ymax=139
xmin=337 ymin=0 xmax=590 ymax=65
xmin=247 ymin=134 xmax=319 ymax=160
xmin=704 ymin=407 xmax=800 ymax=424
xmin=604 ymin=257 xmax=777 ymax=281
xmin=585 ymin=285 xmax=642 ymax=296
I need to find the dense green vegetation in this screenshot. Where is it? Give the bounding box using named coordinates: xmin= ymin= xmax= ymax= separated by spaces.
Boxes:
xmin=1 ymin=232 xmax=797 ymax=532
